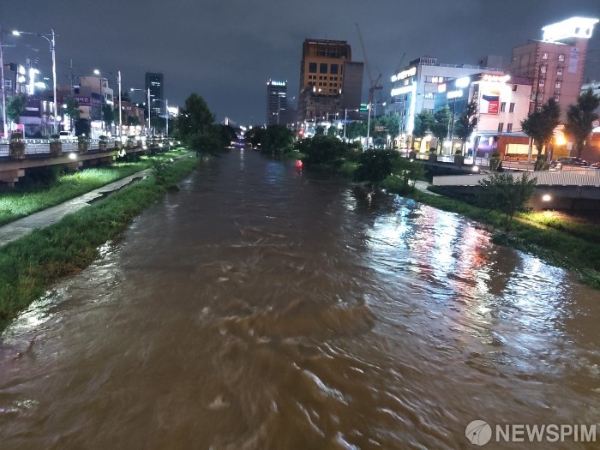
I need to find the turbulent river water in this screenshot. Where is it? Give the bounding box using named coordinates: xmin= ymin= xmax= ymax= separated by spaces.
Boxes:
xmin=1 ymin=149 xmax=600 ymax=449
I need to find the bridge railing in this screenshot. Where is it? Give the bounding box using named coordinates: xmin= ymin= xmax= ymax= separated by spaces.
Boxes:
xmin=407 ymin=151 xmax=490 ymax=167
xmin=0 ymin=138 xmax=176 ymax=158
xmin=433 ymin=169 xmax=600 ymax=187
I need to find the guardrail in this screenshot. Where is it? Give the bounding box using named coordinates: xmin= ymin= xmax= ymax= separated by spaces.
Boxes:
xmin=433 ymin=169 xmax=600 ymax=187
xmin=0 ymin=138 xmax=176 ymax=158
xmin=405 ymin=151 xmax=490 ymax=167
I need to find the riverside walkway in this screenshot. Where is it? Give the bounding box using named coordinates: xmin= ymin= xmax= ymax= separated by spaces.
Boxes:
xmin=0 ymin=170 xmax=149 ymax=247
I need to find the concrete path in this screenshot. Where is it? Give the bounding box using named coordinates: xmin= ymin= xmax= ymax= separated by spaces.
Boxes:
xmin=414 ymin=180 xmax=441 ymax=196
xmin=0 ymin=170 xmax=150 ymax=247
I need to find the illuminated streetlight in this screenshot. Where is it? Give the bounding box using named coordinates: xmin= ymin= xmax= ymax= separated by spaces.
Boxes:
xmin=12 ymin=29 xmax=57 ymax=134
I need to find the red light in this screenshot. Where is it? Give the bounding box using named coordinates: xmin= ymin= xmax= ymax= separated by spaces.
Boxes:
xmin=296 ymin=160 xmax=303 ymax=168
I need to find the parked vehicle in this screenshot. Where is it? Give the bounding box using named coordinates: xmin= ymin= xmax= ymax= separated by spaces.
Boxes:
xmin=550 ymin=157 xmax=589 ymax=169
xmin=59 ymin=131 xmax=74 ymax=140
xmin=590 ymin=162 xmax=600 ymax=169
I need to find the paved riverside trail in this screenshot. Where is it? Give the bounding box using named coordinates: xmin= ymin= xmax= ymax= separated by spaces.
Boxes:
xmin=0 ymin=170 xmax=150 ymax=247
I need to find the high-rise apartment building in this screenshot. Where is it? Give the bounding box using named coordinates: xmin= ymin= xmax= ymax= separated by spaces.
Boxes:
xmin=507 ymin=16 xmax=598 ymax=121
xmin=145 ymin=72 xmax=164 ymax=117
xmin=266 ymin=80 xmax=287 ymax=125
xmin=298 ymin=39 xmax=363 ymax=123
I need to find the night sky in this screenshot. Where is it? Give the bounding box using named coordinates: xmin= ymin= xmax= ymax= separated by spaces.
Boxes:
xmin=2 ymin=0 xmax=599 ymax=126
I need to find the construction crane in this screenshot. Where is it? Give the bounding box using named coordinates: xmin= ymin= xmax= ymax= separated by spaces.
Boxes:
xmin=355 ymin=23 xmax=383 ymax=148
xmin=395 ymin=52 xmax=407 ymax=74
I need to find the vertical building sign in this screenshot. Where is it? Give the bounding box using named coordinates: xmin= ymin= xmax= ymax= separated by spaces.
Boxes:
xmin=568 ymin=47 xmax=579 ymax=73
xmin=480 ymin=85 xmax=500 ymax=114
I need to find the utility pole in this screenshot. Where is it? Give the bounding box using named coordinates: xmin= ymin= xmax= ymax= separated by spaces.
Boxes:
xmin=118 ymin=71 xmax=122 ymax=138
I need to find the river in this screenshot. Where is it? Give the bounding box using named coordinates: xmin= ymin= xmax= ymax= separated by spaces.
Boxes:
xmin=1 ymin=149 xmax=599 ymax=449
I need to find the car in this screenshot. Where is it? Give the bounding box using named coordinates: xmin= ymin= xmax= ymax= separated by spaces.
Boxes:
xmin=550 ymin=157 xmax=589 ymax=169
xmin=590 ymin=162 xmax=600 ymax=169
xmin=59 ymin=131 xmax=73 ymax=140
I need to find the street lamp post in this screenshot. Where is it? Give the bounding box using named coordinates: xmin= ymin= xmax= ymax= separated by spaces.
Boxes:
xmin=118 ymin=71 xmax=122 ymax=138
xmin=131 ymin=87 xmax=151 ymax=134
xmin=0 ymin=28 xmax=7 ymax=138
xmin=12 ymin=29 xmax=57 ymax=134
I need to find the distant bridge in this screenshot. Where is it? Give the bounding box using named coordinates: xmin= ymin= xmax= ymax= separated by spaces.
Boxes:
xmin=0 ymin=137 xmax=176 ymax=186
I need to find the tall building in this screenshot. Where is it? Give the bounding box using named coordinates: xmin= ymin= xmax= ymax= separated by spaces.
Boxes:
xmin=507 ymin=16 xmax=599 ymax=121
xmin=266 ymin=79 xmax=287 ymax=125
xmin=145 ymin=72 xmax=164 ymax=116
xmin=298 ymin=39 xmax=364 ymax=123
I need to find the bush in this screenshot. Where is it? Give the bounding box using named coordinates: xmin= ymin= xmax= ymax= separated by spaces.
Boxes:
xmin=354 ymin=149 xmax=400 ymax=184
xmin=477 ymin=172 xmax=537 ymax=229
xmin=295 ymin=135 xmax=349 ymax=169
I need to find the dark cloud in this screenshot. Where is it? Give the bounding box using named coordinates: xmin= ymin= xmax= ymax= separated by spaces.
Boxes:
xmin=2 ymin=0 xmax=599 ymax=125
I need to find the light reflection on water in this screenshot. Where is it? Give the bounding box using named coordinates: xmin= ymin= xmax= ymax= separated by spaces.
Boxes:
xmin=1 ymin=150 xmax=599 ymax=449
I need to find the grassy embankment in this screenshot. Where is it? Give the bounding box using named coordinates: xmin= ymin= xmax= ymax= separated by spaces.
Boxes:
xmin=0 ymin=148 xmax=188 ymax=226
xmin=0 ymin=151 xmax=199 ymax=328
xmin=406 ymin=187 xmax=600 ymax=288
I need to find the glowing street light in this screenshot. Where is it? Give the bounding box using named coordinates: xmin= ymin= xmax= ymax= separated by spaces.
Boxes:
xmin=13 ymin=29 xmax=57 ymax=134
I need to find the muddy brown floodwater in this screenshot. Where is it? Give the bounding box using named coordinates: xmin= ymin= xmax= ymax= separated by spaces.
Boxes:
xmin=1 ymin=149 xmax=600 ymax=449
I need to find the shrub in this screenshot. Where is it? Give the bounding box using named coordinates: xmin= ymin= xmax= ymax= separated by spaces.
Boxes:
xmin=477 ymin=172 xmax=537 ymax=229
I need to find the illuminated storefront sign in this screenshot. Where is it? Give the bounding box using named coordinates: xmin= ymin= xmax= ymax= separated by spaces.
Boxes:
xmin=447 ymin=90 xmax=463 ymax=99
xmin=481 ymin=74 xmax=510 ymax=83
xmin=269 ymin=80 xmax=286 ymax=86
xmin=391 ymin=67 xmax=417 ymax=82
xmin=391 ymin=85 xmax=415 ymax=97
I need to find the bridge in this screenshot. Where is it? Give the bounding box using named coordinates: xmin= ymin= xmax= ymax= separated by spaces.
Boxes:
xmin=431 ymin=169 xmax=600 ymax=211
xmin=0 ymin=137 xmax=176 ymax=186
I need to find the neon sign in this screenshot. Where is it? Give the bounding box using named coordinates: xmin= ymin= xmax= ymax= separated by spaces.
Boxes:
xmin=391 ymin=67 xmax=417 ymax=82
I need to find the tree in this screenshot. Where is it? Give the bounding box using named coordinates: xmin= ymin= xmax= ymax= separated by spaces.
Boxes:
xmin=345 ymin=121 xmax=367 ymax=140
xmin=454 ymin=100 xmax=478 ymax=153
xmin=413 ymin=110 xmax=434 ymax=149
xmin=175 ymin=93 xmax=215 ymax=143
xmin=477 ymin=172 xmax=537 ymax=229
xmin=6 ymin=94 xmax=27 ymax=129
xmin=245 ymin=126 xmax=265 ymax=148
xmin=521 ymin=98 xmax=561 ymax=155
xmin=431 ymin=105 xmax=451 ymax=152
xmin=102 ymin=104 xmax=114 ymax=132
xmin=354 ymin=148 xmax=400 ymax=184
xmin=188 ymin=124 xmax=224 ymax=155
xmin=381 ymin=157 xmax=425 ymax=194
xmin=564 ymin=89 xmax=600 ymax=158
xmin=63 ymin=96 xmax=81 ymax=132
xmin=295 ymin=135 xmax=348 ymax=168
xmin=74 ymin=118 xmax=91 ymax=137
xmin=260 ymin=124 xmax=295 ymax=156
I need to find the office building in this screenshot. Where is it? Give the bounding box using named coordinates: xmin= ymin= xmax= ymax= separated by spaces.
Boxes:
xmin=145 ymin=72 xmax=164 ymax=116
xmin=387 ymin=56 xmax=503 ymax=144
xmin=266 ymin=79 xmax=287 ymax=125
xmin=298 ymin=39 xmax=364 ymax=123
